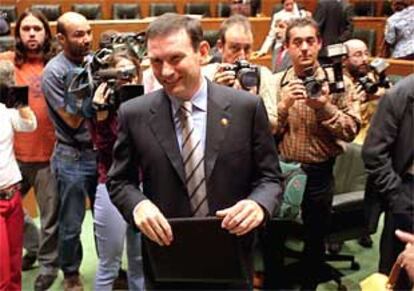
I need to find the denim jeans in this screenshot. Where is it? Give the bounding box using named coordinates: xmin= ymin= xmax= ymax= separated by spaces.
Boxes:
xmin=94 ymin=183 xmax=144 ymax=290
xmin=51 ymin=143 xmax=97 ymax=275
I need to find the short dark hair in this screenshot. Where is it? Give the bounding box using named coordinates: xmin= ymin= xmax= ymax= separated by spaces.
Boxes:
xmin=218 ymin=14 xmax=252 ymax=44
xmin=14 ymin=9 xmax=54 ymax=67
xmin=285 ymin=17 xmax=320 ymax=45
xmin=145 ymin=13 xmax=203 ymax=51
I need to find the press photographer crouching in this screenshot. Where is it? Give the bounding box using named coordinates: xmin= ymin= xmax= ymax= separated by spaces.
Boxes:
xmin=0 ymin=60 xmax=37 ymax=291
xmin=343 ymin=39 xmax=390 ymax=144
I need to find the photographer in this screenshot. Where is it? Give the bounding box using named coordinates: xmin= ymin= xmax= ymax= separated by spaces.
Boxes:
xmin=87 ymin=51 xmax=144 ymax=291
xmin=343 ymin=39 xmax=389 ymax=145
xmin=203 ymin=14 xmax=278 ymax=133
xmin=269 ymin=17 xmax=360 ymax=290
xmin=0 ymin=60 xmax=37 ymax=291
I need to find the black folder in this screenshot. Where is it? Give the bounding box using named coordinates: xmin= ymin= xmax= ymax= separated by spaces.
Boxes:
xmin=142 ymin=217 xmax=248 ymax=284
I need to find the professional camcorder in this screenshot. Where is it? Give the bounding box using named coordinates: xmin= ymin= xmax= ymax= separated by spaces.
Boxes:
xmin=357 ymin=58 xmax=390 ymax=94
xmin=65 ymin=32 xmax=146 ymax=115
xmin=223 ymin=59 xmax=261 ymax=90
xmin=0 ymin=85 xmax=28 ymax=108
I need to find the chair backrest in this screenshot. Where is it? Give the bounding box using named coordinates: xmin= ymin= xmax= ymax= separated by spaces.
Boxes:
xmin=112 ymin=3 xmax=141 ymax=20
xmin=272 ymin=3 xmax=283 ymax=15
xmin=31 ymin=5 xmax=61 ymax=21
xmin=352 ymin=28 xmax=377 ymax=60
xmin=149 ymin=3 xmax=177 ymax=17
xmin=72 ymin=4 xmax=102 ymax=20
xmin=203 ymin=29 xmax=220 ymax=47
xmin=216 ymin=2 xmax=231 ymax=17
xmin=333 ymin=143 xmax=367 ymax=194
xmin=0 ymin=5 xmax=17 ymax=23
xmin=185 ymin=3 xmax=211 ymax=17
xmin=352 ymin=1 xmax=376 ymax=16
xmin=0 ymin=35 xmax=15 ymax=52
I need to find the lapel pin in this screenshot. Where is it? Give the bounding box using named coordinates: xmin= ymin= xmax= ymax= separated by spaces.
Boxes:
xmin=220 ymin=118 xmax=229 ymax=127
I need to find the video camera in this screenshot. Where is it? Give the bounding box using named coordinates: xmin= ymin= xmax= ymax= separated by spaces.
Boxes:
xmin=0 ymin=85 xmax=28 ymax=108
xmin=223 ymin=59 xmax=261 ymax=91
xmin=357 ymin=58 xmax=390 ymax=94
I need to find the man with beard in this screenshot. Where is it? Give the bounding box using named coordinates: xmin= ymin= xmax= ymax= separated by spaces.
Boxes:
xmin=0 ymin=9 xmax=59 ymax=290
xmin=42 ymin=12 xmax=97 ymax=291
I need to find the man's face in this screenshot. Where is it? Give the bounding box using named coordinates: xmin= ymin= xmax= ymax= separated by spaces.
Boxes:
xmin=275 ymin=21 xmax=288 ymax=42
xmin=19 ymin=15 xmax=46 ymax=54
xmin=283 ymin=0 xmax=295 ymax=12
xmin=345 ymin=43 xmax=370 ymax=77
xmin=148 ymin=29 xmax=204 ymax=101
xmin=220 ymin=24 xmax=253 ymax=64
xmin=286 ymin=25 xmax=321 ymax=71
xmin=61 ymin=19 xmax=92 ymax=60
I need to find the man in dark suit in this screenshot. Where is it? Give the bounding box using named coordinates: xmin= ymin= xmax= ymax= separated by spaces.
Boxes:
xmin=362 ymin=74 xmax=414 ymax=290
xmin=107 ymin=13 xmax=282 ymax=289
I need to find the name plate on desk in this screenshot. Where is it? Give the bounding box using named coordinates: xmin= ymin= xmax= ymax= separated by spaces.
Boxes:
xmin=142 ymin=217 xmax=249 ymax=284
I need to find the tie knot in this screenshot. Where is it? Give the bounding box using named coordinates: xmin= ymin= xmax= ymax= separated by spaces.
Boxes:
xmin=180 ymin=101 xmax=192 ymax=116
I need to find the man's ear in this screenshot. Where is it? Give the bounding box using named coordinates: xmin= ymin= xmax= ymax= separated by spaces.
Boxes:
xmin=56 ymin=33 xmax=65 ymax=46
xmin=199 ymin=40 xmax=211 ymax=65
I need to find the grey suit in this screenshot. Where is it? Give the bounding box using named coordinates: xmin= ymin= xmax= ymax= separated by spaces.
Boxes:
xmin=107 ymin=80 xmax=282 ymax=288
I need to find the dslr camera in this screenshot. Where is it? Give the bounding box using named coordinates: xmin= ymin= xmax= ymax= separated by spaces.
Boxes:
xmin=357 ymin=58 xmax=390 ymax=94
xmin=299 ymin=67 xmax=324 ymax=99
xmin=223 ymin=59 xmax=260 ymax=90
xmin=0 ymin=85 xmax=29 ymax=108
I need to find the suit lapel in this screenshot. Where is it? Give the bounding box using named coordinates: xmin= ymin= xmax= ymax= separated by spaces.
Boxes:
xmin=205 ymin=82 xmax=231 ymax=182
xmin=149 ymin=91 xmax=186 ymax=184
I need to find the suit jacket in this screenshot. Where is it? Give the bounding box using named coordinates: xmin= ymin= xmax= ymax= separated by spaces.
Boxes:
xmin=313 ymin=0 xmax=354 ymax=47
xmin=107 ymin=80 xmax=282 ymax=226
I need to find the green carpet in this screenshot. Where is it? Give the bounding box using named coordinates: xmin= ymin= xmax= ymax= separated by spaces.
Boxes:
xmin=22 ymin=211 xmax=383 ymax=290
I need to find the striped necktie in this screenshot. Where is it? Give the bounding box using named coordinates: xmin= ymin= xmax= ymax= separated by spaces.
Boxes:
xmin=180 ymin=101 xmax=209 ymax=217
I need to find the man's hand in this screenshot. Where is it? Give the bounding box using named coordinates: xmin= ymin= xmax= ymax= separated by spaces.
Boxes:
xmin=214 ymin=63 xmax=237 ymax=87
xmin=93 ymin=82 xmax=110 ymax=121
xmin=18 ymin=106 xmax=34 ymax=120
xmin=396 ymin=229 xmax=414 ymax=282
xmin=251 ymin=51 xmax=265 ymax=59
xmin=133 ymin=200 xmax=173 ymax=246
xmin=278 ymin=79 xmax=307 ymax=111
xmin=216 ymin=199 xmax=265 ymax=236
xmin=355 ymin=84 xmax=368 ymax=103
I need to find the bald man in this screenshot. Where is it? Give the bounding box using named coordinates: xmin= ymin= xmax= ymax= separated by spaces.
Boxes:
xmin=344 ymin=39 xmax=388 ymax=144
xmin=41 ymin=12 xmax=97 ymax=290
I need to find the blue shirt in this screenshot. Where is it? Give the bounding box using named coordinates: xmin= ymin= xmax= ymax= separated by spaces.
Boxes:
xmin=169 ymin=78 xmax=208 ymax=154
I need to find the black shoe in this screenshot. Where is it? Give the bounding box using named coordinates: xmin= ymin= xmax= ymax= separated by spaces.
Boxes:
xmin=113 ymin=268 xmax=128 ymax=290
xmin=34 ymin=274 xmax=57 ymax=291
xmin=358 ymin=234 xmax=373 ymax=248
xmin=22 ymin=253 xmax=37 ymax=271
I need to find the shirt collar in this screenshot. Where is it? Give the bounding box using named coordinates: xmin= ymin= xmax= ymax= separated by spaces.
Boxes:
xmin=170 ymin=77 xmax=208 ymax=117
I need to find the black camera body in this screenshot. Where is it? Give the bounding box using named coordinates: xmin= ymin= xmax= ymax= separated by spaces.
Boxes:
xmin=223 ymin=59 xmax=260 ymax=90
xmin=357 ymin=58 xmax=390 ymax=95
xmin=299 ymin=66 xmax=324 ymax=99
xmin=0 ymin=85 xmax=29 ymax=108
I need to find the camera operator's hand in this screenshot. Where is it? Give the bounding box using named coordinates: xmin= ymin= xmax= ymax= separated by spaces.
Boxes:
xmin=251 ymin=51 xmax=265 ymax=59
xmin=305 ymin=81 xmax=331 ymax=110
xmin=278 ymin=79 xmax=307 ymax=112
xmin=214 ymin=63 xmax=237 ymax=87
xmin=93 ymin=82 xmax=110 ymax=121
xmin=355 ymin=84 xmax=367 ymax=102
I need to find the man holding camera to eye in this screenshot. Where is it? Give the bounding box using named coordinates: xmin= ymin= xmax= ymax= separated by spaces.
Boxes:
xmin=41 ymin=12 xmax=97 ymax=291
xmin=343 ymin=39 xmax=389 ymax=145
xmin=203 ymin=14 xmax=278 ymax=133
xmin=269 ymin=17 xmax=360 ymax=290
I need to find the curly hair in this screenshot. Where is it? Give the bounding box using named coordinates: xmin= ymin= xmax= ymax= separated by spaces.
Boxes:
xmin=14 ymin=9 xmax=55 ymax=67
